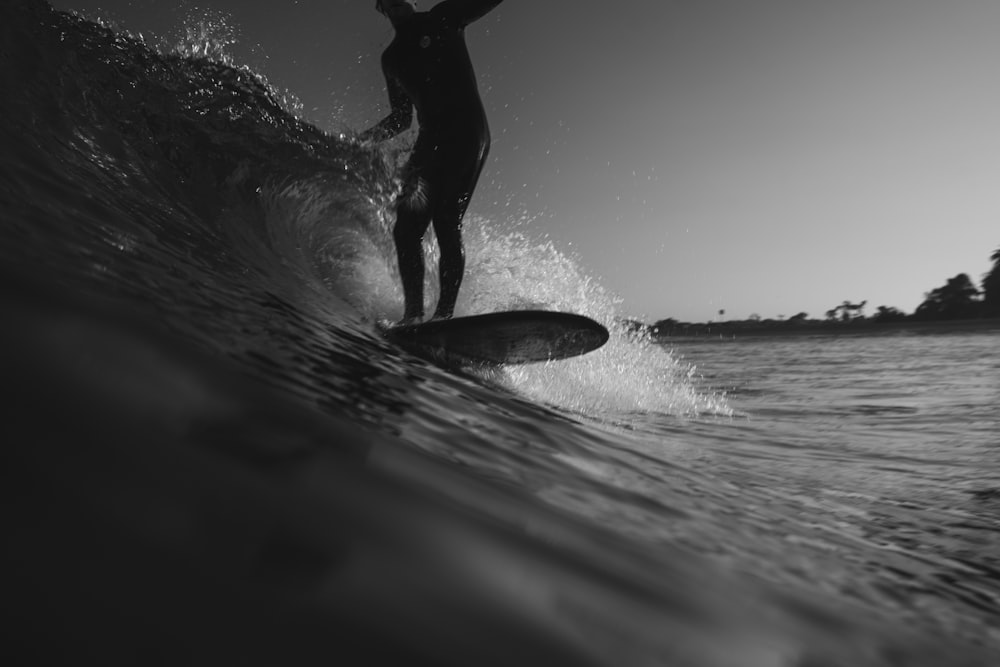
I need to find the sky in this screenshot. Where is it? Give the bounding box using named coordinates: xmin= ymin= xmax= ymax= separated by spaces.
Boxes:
xmin=54 ymin=0 xmax=1000 ymax=322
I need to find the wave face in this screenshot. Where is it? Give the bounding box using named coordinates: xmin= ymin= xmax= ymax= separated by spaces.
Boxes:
xmin=1 ymin=0 xmax=716 ymax=418
xmin=2 ymin=2 xmax=994 ymax=665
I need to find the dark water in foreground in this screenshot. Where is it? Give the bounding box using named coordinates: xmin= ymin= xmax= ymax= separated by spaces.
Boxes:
xmin=2 ymin=2 xmax=998 ymax=664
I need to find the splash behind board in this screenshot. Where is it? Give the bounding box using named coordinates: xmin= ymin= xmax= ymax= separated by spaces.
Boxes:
xmin=385 ymin=310 xmax=609 ymax=365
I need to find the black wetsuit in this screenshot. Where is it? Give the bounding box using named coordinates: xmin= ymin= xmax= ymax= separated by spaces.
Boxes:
xmin=366 ymin=0 xmax=503 ymax=321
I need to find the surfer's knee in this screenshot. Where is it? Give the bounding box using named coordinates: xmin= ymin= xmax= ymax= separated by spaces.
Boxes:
xmin=393 ymin=219 xmax=424 ymax=249
xmin=393 ymin=198 xmax=433 ymax=246
xmin=398 ymin=175 xmax=430 ymax=214
xmin=430 ymin=206 xmax=464 ymax=254
xmin=436 ymin=226 xmax=464 ymax=259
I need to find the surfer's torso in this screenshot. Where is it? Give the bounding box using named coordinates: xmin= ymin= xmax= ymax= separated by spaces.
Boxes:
xmin=382 ymin=2 xmax=493 ymax=133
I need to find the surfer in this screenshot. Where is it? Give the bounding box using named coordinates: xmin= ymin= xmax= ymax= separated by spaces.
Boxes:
xmin=361 ymin=0 xmax=503 ymax=324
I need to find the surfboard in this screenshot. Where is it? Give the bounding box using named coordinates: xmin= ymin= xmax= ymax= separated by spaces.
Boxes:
xmin=385 ymin=310 xmax=609 ymax=366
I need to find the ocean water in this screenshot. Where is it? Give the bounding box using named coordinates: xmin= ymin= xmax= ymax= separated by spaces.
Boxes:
xmin=2 ymin=2 xmax=998 ymax=664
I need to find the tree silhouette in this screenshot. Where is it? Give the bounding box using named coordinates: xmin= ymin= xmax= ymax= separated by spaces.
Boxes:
xmin=914 ymin=273 xmax=981 ymax=320
xmin=826 ymin=300 xmax=867 ymax=321
xmin=872 ymin=305 xmax=907 ymax=323
xmin=982 ymin=246 xmax=1000 ymax=317
xmin=652 ymin=318 xmax=678 ymax=335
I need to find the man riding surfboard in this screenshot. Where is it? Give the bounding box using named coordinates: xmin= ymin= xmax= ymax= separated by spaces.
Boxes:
xmin=361 ymin=0 xmax=504 ymax=325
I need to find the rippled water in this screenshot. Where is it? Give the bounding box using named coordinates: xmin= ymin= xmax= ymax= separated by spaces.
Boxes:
xmin=656 ymin=331 xmax=1000 ymax=644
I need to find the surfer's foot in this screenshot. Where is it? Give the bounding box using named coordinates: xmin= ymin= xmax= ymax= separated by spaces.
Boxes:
xmin=428 ymin=312 xmax=453 ymax=322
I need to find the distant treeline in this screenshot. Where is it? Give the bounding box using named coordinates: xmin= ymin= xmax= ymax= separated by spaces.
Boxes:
xmin=635 ymin=245 xmax=1000 ymax=337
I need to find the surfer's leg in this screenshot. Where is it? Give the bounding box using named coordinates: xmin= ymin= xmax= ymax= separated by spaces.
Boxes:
xmin=394 ymin=206 xmax=431 ymax=322
xmin=430 ymin=136 xmax=489 ymax=321
xmin=393 ymin=141 xmax=435 ymax=322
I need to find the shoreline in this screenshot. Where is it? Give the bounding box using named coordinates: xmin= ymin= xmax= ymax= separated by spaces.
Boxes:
xmin=653 ymin=317 xmax=1000 ymax=340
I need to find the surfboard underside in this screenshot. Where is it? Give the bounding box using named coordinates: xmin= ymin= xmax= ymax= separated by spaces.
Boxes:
xmin=385 ymin=310 xmax=609 ymax=365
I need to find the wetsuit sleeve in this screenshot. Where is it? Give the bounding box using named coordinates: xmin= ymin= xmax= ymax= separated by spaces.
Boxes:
xmin=432 ymin=0 xmax=504 ymax=27
xmin=360 ymin=65 xmax=413 ymax=143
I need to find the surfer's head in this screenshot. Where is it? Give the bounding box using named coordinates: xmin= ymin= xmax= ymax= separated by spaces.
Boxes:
xmin=376 ymin=0 xmax=416 ymax=22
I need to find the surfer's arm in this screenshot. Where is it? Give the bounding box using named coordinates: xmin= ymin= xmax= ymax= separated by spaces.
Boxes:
xmin=360 ymin=69 xmax=412 ymax=143
xmin=433 ymin=0 xmax=504 ymax=26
